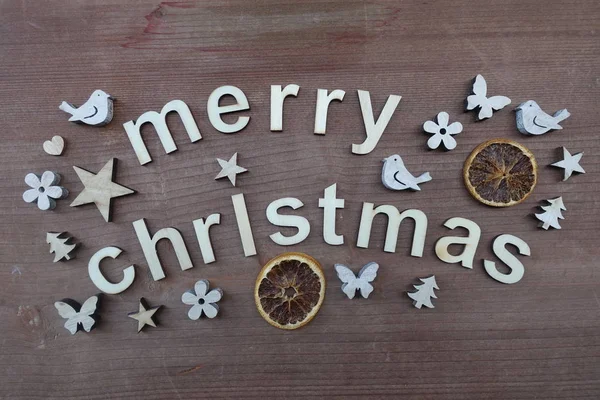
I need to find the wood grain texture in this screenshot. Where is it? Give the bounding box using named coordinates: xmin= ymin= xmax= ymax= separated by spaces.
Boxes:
xmin=1 ymin=1 xmax=599 ymax=399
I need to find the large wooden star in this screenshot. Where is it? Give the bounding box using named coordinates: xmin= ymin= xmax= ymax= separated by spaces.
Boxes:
xmin=70 ymin=158 xmax=135 ymax=222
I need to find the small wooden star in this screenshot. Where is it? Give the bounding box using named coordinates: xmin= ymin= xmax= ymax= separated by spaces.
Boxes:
xmin=128 ymin=298 xmax=161 ymax=333
xmin=551 ymin=147 xmax=585 ymax=181
xmin=214 ymin=152 xmax=248 ymax=186
xmin=70 ymin=158 xmax=135 ymax=222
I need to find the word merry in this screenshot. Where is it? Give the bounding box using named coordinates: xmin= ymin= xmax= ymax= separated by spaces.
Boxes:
xmin=87 ymin=184 xmax=530 ymax=295
xmin=123 ymin=85 xmax=402 ymax=165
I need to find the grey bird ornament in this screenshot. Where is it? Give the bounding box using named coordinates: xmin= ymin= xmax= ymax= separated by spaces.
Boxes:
xmin=515 ymin=100 xmax=570 ymax=135
xmin=381 ymin=154 xmax=432 ymax=191
xmin=59 ymin=89 xmax=114 ymax=126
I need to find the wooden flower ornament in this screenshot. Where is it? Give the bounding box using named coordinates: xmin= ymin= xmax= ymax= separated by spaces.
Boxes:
xmin=182 ymin=280 xmax=223 ymax=319
xmin=423 ymin=112 xmax=463 ymax=150
xmin=22 ymin=171 xmax=68 ymax=210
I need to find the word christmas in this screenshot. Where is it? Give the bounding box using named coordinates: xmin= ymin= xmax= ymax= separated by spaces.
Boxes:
xmin=86 ymin=184 xmax=531 ymax=296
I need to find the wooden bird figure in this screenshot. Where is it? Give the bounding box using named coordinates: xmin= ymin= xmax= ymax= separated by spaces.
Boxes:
xmin=515 ymin=100 xmax=570 ymax=135
xmin=381 ymin=154 xmax=432 ymax=191
xmin=59 ymin=89 xmax=114 ymax=126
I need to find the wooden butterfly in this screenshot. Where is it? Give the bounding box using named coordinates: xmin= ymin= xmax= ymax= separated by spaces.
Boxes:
xmin=334 ymin=262 xmax=379 ymax=299
xmin=466 ymin=74 xmax=511 ymax=120
xmin=54 ymin=295 xmax=100 ymax=334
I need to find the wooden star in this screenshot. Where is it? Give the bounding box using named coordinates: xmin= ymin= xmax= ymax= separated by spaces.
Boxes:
xmin=128 ymin=298 xmax=161 ymax=333
xmin=551 ymin=147 xmax=585 ymax=181
xmin=70 ymin=158 xmax=135 ymax=222
xmin=214 ymin=152 xmax=248 ymax=186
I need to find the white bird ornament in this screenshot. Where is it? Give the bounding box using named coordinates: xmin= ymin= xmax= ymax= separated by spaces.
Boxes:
xmin=381 ymin=154 xmax=432 ymax=191
xmin=59 ymin=89 xmax=114 ymax=126
xmin=515 ymin=100 xmax=570 ymax=135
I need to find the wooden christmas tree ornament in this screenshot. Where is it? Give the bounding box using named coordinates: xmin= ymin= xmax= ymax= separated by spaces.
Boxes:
xmin=407 ymin=276 xmax=439 ymax=309
xmin=381 ymin=154 xmax=432 ymax=191
xmin=214 ymin=152 xmax=248 ymax=186
xmin=128 ymin=298 xmax=161 ymax=332
xmin=22 ymin=171 xmax=68 ymax=211
xmin=535 ymin=197 xmax=566 ymax=230
xmin=46 ymin=232 xmax=78 ymax=262
xmin=54 ymin=295 xmax=100 ymax=334
xmin=59 ymin=89 xmax=114 ymax=126
xmin=70 ymin=158 xmax=135 ymax=222
xmin=43 ymin=135 xmax=65 ymax=156
xmin=551 ymin=147 xmax=585 ymax=181
xmin=182 ymin=280 xmax=223 ymax=319
xmin=466 ymin=74 xmax=511 ymax=120
xmin=515 ymin=100 xmax=570 ymax=135
xmin=334 ymin=262 xmax=379 ymax=299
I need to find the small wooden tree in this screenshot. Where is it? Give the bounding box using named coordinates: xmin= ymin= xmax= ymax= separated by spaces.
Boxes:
xmin=407 ymin=276 xmax=439 ymax=309
xmin=535 ymin=197 xmax=566 ymax=230
xmin=46 ymin=232 xmax=77 ymax=262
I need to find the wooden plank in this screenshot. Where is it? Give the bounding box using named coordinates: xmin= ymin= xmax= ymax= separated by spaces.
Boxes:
xmin=1 ymin=0 xmax=599 ymax=399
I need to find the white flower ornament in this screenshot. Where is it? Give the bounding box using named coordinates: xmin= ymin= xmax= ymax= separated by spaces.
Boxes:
xmin=423 ymin=112 xmax=463 ymax=150
xmin=22 ymin=171 xmax=68 ymax=210
xmin=182 ymin=279 xmax=223 ymax=319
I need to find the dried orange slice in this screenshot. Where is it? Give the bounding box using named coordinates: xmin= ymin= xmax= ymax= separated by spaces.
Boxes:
xmin=464 ymin=138 xmax=537 ymax=207
xmin=254 ymin=252 xmax=326 ymax=330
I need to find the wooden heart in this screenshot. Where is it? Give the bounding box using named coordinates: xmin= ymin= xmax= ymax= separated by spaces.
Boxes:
xmin=43 ymin=135 xmax=65 ymax=156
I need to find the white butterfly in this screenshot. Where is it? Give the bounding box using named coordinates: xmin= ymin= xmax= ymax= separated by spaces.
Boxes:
xmin=466 ymin=74 xmax=511 ymax=120
xmin=54 ymin=295 xmax=99 ymax=334
xmin=334 ymin=262 xmax=379 ymax=299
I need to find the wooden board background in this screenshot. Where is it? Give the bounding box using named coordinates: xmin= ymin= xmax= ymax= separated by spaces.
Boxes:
xmin=1 ymin=1 xmax=599 ymax=398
